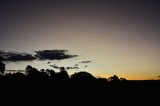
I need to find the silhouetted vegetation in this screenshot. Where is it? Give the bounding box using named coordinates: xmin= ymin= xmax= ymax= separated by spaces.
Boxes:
xmin=0 ymin=63 xmax=159 ymax=105
xmin=0 ymin=61 xmax=5 ymax=73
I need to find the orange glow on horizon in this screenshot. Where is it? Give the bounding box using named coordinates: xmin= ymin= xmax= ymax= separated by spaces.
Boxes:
xmin=94 ymin=73 xmax=155 ymax=80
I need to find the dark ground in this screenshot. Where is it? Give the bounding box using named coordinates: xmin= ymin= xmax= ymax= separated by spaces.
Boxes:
xmin=0 ymin=67 xmax=159 ymax=105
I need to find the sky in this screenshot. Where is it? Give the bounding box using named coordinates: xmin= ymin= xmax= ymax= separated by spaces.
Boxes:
xmin=0 ymin=0 xmax=160 ymax=80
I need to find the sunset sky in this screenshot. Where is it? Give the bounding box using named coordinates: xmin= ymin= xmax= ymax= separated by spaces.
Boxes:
xmin=0 ymin=0 xmax=160 ymax=80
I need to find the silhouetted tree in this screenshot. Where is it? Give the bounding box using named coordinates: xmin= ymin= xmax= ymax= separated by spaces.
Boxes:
xmin=40 ymin=69 xmax=45 ymax=72
xmin=56 ymin=70 xmax=69 ymax=80
xmin=60 ymin=67 xmax=65 ymax=72
xmin=0 ymin=63 xmax=158 ymax=105
xmin=10 ymin=72 xmax=26 ymax=81
xmin=25 ymin=65 xmax=33 ymax=75
xmin=46 ymin=69 xmax=56 ymax=79
xmin=71 ymin=71 xmax=95 ymax=81
xmin=108 ymin=75 xmax=120 ymax=82
xmin=0 ymin=61 xmax=5 ymax=74
xmin=25 ymin=65 xmax=42 ymax=80
xmin=120 ymin=77 xmax=127 ymax=81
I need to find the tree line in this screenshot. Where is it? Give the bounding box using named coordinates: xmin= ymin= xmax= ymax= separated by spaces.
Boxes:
xmin=0 ymin=61 xmax=159 ymax=105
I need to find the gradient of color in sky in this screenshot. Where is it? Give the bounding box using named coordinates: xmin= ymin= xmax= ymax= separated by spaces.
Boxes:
xmin=0 ymin=0 xmax=160 ymax=80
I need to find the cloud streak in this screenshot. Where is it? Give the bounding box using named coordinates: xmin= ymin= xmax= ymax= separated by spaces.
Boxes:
xmin=0 ymin=50 xmax=78 ymax=61
xmin=49 ymin=64 xmax=60 ymax=69
xmin=49 ymin=64 xmax=79 ymax=70
xmin=79 ymin=60 xmax=92 ymax=63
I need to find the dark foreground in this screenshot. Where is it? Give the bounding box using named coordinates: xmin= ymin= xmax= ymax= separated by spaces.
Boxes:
xmin=0 ymin=70 xmax=160 ymax=105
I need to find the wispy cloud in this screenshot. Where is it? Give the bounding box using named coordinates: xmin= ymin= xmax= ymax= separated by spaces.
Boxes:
xmin=49 ymin=64 xmax=60 ymax=69
xmin=66 ymin=66 xmax=79 ymax=70
xmin=79 ymin=60 xmax=92 ymax=63
xmin=49 ymin=64 xmax=79 ymax=70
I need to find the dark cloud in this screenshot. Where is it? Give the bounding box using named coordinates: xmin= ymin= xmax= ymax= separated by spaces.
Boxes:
xmin=49 ymin=64 xmax=79 ymax=70
xmin=47 ymin=62 xmax=51 ymax=64
xmin=0 ymin=51 xmax=36 ymax=61
xmin=66 ymin=67 xmax=79 ymax=70
xmin=0 ymin=50 xmax=78 ymax=62
xmin=35 ymin=50 xmax=78 ymax=60
xmin=85 ymin=65 xmax=88 ymax=67
xmin=49 ymin=64 xmax=60 ymax=69
xmin=79 ymin=60 xmax=92 ymax=63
